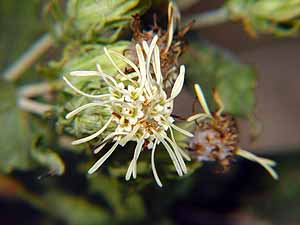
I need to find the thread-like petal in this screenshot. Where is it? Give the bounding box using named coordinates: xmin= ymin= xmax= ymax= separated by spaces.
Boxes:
xmin=88 ymin=141 xmax=120 ymax=174
xmin=72 ymin=117 xmax=113 ymax=145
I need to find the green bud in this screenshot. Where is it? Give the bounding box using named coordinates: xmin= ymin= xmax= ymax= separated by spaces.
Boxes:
xmin=56 ymin=41 xmax=129 ymax=140
xmin=62 ymin=41 xmax=129 ymax=90
xmin=64 ymin=0 xmax=151 ymax=42
xmin=227 ymin=0 xmax=300 ymax=36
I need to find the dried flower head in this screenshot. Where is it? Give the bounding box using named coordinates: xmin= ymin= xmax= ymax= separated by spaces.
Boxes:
xmin=188 ymin=84 xmax=278 ymax=179
xmin=63 ymin=35 xmax=192 ymax=187
xmin=126 ymin=1 xmax=193 ymax=88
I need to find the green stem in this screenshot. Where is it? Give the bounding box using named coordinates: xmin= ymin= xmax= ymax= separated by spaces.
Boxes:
xmin=18 ymin=97 xmax=53 ymax=116
xmin=184 ymin=7 xmax=230 ymax=29
xmin=17 ymin=81 xmax=63 ymax=116
xmin=3 ymin=33 xmax=54 ymax=82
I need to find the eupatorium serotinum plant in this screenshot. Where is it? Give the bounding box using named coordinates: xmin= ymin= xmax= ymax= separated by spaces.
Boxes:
xmin=63 ymin=35 xmax=191 ymax=187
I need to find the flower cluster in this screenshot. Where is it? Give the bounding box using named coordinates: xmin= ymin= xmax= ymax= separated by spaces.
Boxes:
xmin=63 ymin=35 xmax=192 ymax=187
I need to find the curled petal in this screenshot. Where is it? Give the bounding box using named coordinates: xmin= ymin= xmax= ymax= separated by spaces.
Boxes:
xmin=66 ymin=102 xmax=104 ymax=119
xmin=151 ymin=140 xmax=163 ymax=187
xmin=63 ymin=76 xmax=110 ymax=99
xmin=72 ymin=117 xmax=113 ymax=145
xmin=70 ymin=71 xmax=99 ymax=76
xmin=170 ymin=65 xmax=185 ymax=100
xmin=88 ymin=141 xmax=120 ymax=174
xmin=194 ymin=84 xmax=212 ymax=117
xmin=187 ymin=113 xmax=211 ymax=122
xmin=236 ymin=149 xmax=278 ymax=180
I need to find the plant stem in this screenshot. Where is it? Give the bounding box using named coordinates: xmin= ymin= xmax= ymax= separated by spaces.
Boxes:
xmin=17 ymin=81 xmax=62 ymax=116
xmin=18 ymin=97 xmax=53 ymax=116
xmin=184 ymin=7 xmax=230 ymax=29
xmin=18 ymin=82 xmax=60 ymax=98
xmin=3 ymin=33 xmax=54 ymax=82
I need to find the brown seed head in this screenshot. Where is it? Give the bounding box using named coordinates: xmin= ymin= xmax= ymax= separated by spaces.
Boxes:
xmin=124 ymin=8 xmax=193 ymax=89
xmin=189 ymin=112 xmax=239 ymax=170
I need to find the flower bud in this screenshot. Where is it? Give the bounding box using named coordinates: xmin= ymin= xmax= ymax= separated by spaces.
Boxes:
xmin=56 ymin=41 xmax=129 ymax=139
xmin=64 ymin=0 xmax=151 ymax=42
xmin=227 ymin=0 xmax=300 ymax=36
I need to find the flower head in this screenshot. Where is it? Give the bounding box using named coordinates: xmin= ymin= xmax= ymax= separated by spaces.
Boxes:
xmin=63 ymin=35 xmax=192 ymax=187
xmin=188 ymin=84 xmax=278 ymax=179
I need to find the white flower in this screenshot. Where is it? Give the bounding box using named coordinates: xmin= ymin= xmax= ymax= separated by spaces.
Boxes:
xmin=63 ymin=35 xmax=193 ymax=187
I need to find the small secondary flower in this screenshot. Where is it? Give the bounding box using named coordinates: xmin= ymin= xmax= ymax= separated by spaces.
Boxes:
xmin=188 ymin=84 xmax=278 ymax=179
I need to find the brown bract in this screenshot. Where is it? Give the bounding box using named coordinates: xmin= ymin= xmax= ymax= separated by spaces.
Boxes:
xmin=124 ymin=13 xmax=193 ymax=88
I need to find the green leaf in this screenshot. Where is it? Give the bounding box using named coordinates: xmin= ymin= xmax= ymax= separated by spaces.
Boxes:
xmin=183 ymin=42 xmax=256 ymax=117
xmin=31 ymin=137 xmax=65 ymax=176
xmin=44 ymin=191 xmax=111 ymax=225
xmin=0 ymin=80 xmax=31 ymax=172
xmin=61 ymin=41 xmax=130 ymax=76
xmin=227 ymin=0 xmax=300 ymax=36
xmin=88 ymin=174 xmax=145 ymax=223
xmin=62 ymin=0 xmax=151 ymax=42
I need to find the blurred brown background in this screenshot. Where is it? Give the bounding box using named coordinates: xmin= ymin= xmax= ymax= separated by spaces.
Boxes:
xmin=176 ymin=0 xmax=300 ymax=154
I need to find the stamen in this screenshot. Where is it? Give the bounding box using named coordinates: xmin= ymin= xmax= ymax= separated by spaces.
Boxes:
xmin=136 ymin=44 xmax=149 ymax=96
xmin=165 ymin=136 xmax=187 ymax=174
xmin=104 ymin=47 xmax=136 ymax=84
xmin=170 ymin=122 xmax=194 ymax=137
xmin=152 ymin=129 xmax=183 ymax=176
xmin=145 ymin=35 xmax=159 ymax=82
xmin=151 ymin=140 xmax=163 ymax=187
xmin=142 ymin=41 xmax=149 ymax=53
xmin=160 ymin=137 xmax=183 ymax=176
xmin=93 ymin=142 xmax=108 ymax=154
xmin=88 ymin=140 xmax=120 ymax=174
xmin=169 ymin=127 xmax=191 ymax=161
xmin=153 ymin=46 xmax=163 ymax=85
xmin=72 ymin=117 xmax=113 ymax=145
xmin=119 ymin=125 xmax=140 ymax=146
xmin=236 ymin=149 xmax=278 ymax=180
xmin=63 ymin=76 xmax=110 ymax=99
xmin=65 ymin=102 xmax=104 ymax=119
xmin=186 ymin=113 xmax=210 ymax=122
xmin=169 ymin=65 xmax=185 ymax=100
xmin=126 ymin=136 xmax=144 ymax=180
xmin=96 ymin=64 xmax=118 ymax=87
xmin=99 ymin=131 xmax=128 ymax=146
xmin=108 ymin=50 xmax=141 ymax=81
xmin=132 ymin=137 xmax=145 ymax=179
xmin=70 ymin=71 xmax=99 ymax=76
xmin=165 ymin=1 xmax=175 ymax=53
xmin=194 ymin=84 xmax=212 ymax=117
